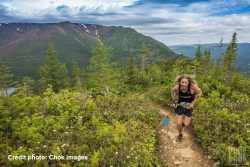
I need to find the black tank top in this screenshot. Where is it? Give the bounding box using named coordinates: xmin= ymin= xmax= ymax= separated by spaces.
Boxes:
xmin=178 ymin=83 xmax=195 ymax=103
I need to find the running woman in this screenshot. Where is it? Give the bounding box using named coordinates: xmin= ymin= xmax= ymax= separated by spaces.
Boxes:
xmin=171 ymin=74 xmax=202 ymax=142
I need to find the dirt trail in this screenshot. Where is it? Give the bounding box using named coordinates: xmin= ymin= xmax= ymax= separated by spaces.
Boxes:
xmin=157 ymin=105 xmax=213 ymax=167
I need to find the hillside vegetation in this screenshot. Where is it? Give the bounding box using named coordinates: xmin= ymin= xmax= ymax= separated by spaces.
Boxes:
xmin=0 ymin=32 xmax=249 ymax=166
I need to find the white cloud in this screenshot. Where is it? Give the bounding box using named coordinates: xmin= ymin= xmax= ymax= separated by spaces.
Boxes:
xmin=1 ymin=0 xmax=137 ymax=15
xmin=0 ymin=0 xmax=250 ymax=44
xmin=126 ymin=2 xmax=250 ymax=44
xmin=134 ymin=13 xmax=250 ymax=45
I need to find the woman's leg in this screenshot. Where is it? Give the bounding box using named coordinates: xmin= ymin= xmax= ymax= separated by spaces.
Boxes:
xmin=176 ymin=114 xmax=184 ymax=135
xmin=183 ymin=115 xmax=191 ymax=128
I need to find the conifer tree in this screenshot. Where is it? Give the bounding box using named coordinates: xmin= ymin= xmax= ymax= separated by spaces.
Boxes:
xmin=203 ymin=50 xmax=211 ymax=75
xmin=193 ymin=44 xmax=203 ymax=76
xmin=147 ymin=64 xmax=162 ymax=85
xmin=87 ymin=41 xmax=115 ymax=93
xmin=204 ymin=50 xmax=211 ymax=63
xmin=194 ymin=44 xmax=203 ymax=62
xmin=126 ymin=52 xmax=138 ymax=86
xmin=140 ymin=42 xmax=148 ymax=77
xmin=218 ymin=37 xmax=223 ymax=58
xmin=213 ymin=38 xmax=224 ymax=80
xmin=39 ymin=43 xmax=69 ymax=92
xmin=0 ymin=58 xmax=15 ymax=95
xmin=224 ymin=32 xmax=237 ymax=77
xmin=19 ymin=76 xmax=34 ymax=96
xmin=72 ymin=61 xmax=83 ymax=89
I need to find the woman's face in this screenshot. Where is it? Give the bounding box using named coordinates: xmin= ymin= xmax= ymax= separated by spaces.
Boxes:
xmin=180 ymin=78 xmax=189 ymax=87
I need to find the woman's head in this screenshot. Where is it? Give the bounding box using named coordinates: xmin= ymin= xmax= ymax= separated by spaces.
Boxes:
xmin=175 ymin=74 xmax=197 ymax=87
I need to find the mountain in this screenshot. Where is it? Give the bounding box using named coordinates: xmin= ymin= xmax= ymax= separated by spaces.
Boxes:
xmin=0 ymin=22 xmax=177 ymax=80
xmin=169 ymin=43 xmax=250 ymax=76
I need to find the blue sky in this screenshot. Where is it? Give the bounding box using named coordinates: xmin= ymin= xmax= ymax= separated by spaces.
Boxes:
xmin=0 ymin=0 xmax=250 ymax=45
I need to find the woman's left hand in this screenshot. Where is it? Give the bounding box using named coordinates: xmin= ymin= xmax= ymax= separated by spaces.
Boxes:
xmin=187 ymin=103 xmax=194 ymax=109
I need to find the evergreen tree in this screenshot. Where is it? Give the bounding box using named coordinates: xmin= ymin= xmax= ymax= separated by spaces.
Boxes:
xmin=212 ymin=38 xmax=224 ymax=80
xmin=140 ymin=42 xmax=148 ymax=77
xmin=87 ymin=41 xmax=115 ymax=93
xmin=146 ymin=64 xmax=162 ymax=85
xmin=193 ymin=44 xmax=203 ymax=76
xmin=15 ymin=76 xmax=34 ymax=96
xmin=111 ymin=62 xmax=123 ymax=91
xmin=0 ymin=58 xmax=15 ymax=95
xmin=194 ymin=44 xmax=203 ymax=62
xmin=126 ymin=52 xmax=138 ymax=86
xmin=218 ymin=37 xmax=223 ymax=58
xmin=72 ymin=61 xmax=83 ymax=89
xmin=39 ymin=43 xmax=69 ymax=92
xmin=203 ymin=50 xmax=211 ymax=75
xmin=224 ymin=32 xmax=237 ymax=77
xmin=204 ymin=50 xmax=211 ymax=63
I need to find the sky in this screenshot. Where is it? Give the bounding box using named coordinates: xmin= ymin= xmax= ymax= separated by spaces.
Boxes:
xmin=0 ymin=0 xmax=250 ymax=45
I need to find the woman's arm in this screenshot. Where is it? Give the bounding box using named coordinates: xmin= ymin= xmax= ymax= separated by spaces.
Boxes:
xmin=171 ymin=85 xmax=179 ymax=108
xmin=171 ymin=85 xmax=179 ymax=101
xmin=188 ymin=85 xmax=202 ymax=109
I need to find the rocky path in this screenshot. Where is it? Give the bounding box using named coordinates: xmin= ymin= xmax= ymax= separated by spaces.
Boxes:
xmin=157 ymin=105 xmax=213 ymax=167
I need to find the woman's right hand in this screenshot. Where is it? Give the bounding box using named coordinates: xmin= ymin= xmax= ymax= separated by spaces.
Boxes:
xmin=172 ymin=100 xmax=178 ymax=108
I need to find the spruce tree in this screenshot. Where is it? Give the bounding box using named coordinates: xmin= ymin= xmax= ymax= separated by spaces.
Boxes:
xmin=0 ymin=58 xmax=15 ymax=95
xmin=147 ymin=64 xmax=161 ymax=85
xmin=140 ymin=42 xmax=148 ymax=77
xmin=72 ymin=61 xmax=83 ymax=89
xmin=87 ymin=41 xmax=115 ymax=93
xmin=15 ymin=76 xmax=34 ymax=96
xmin=39 ymin=43 xmax=69 ymax=92
xmin=213 ymin=38 xmax=224 ymax=80
xmin=193 ymin=44 xmax=203 ymax=76
xmin=218 ymin=37 xmax=223 ymax=58
xmin=126 ymin=52 xmax=138 ymax=86
xmin=203 ymin=50 xmax=211 ymax=75
xmin=224 ymin=32 xmax=237 ymax=77
xmin=194 ymin=44 xmax=203 ymax=62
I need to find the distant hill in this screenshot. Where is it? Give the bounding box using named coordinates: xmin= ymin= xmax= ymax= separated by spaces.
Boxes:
xmin=169 ymin=43 xmax=250 ymax=76
xmin=0 ymin=22 xmax=177 ymax=80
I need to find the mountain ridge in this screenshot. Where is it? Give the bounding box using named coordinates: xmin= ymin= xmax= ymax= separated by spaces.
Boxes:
xmin=0 ymin=22 xmax=178 ymax=80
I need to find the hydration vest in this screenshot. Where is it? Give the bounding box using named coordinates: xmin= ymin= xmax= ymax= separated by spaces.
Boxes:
xmin=178 ymin=83 xmax=195 ymax=103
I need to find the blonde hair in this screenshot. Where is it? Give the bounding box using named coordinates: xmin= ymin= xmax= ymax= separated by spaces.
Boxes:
xmin=175 ymin=74 xmax=197 ymax=85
